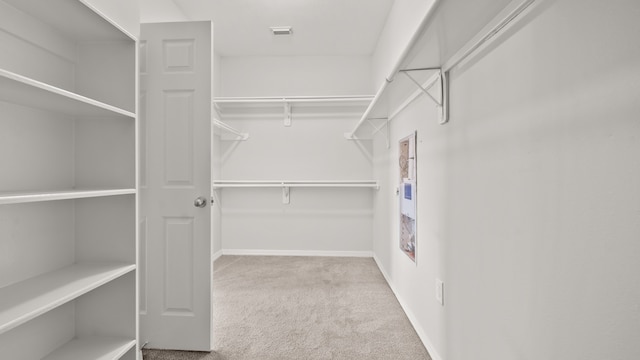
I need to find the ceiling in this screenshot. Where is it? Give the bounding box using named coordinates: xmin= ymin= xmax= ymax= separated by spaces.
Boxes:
xmin=171 ymin=0 xmax=395 ymax=57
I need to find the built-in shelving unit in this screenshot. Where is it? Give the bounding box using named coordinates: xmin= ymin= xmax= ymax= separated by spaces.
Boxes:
xmin=0 ymin=0 xmax=138 ymax=359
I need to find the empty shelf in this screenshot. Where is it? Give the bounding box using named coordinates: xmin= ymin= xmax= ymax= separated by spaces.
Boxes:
xmin=213 ymin=180 xmax=380 ymax=189
xmin=0 ymin=69 xmax=135 ymax=119
xmin=42 ymin=336 xmax=136 ymax=360
xmin=2 ymin=0 xmax=135 ymax=42
xmin=0 ymin=263 xmax=136 ymax=334
xmin=0 ymin=189 xmax=136 ymax=205
xmin=213 ymin=95 xmax=374 ymax=105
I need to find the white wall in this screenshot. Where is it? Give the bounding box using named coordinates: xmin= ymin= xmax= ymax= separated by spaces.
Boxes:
xmin=220 ymin=56 xmax=373 ymax=96
xmin=138 ymin=0 xmax=188 ymax=23
xmin=216 ymin=56 xmax=375 ymax=255
xmin=373 ymin=0 xmax=640 ymax=359
xmin=84 ymin=0 xmax=140 ymax=37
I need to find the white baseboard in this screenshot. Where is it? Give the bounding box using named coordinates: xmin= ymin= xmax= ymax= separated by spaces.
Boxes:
xmin=213 ymin=249 xmax=224 ymax=262
xmin=221 ymin=249 xmax=373 ymax=258
xmin=373 ymin=255 xmax=444 ymax=360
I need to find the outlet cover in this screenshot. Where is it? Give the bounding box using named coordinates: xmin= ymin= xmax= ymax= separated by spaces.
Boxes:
xmin=435 ymin=279 xmax=444 ymax=306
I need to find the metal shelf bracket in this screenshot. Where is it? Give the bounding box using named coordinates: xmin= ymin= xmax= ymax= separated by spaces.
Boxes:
xmin=399 ymin=68 xmax=449 ymax=124
xmin=282 ymin=185 xmax=290 ymax=204
xmin=284 ymin=101 xmax=292 ymax=127
xmin=212 ymin=118 xmax=249 ymax=140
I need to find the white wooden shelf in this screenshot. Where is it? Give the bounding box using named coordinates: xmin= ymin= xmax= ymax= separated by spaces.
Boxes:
xmin=0 ymin=69 xmax=135 ymax=119
xmin=2 ymin=0 xmax=135 ymax=42
xmin=0 ymin=189 xmax=136 ymax=205
xmin=42 ymin=336 xmax=136 ymax=360
xmin=0 ymin=263 xmax=136 ymax=335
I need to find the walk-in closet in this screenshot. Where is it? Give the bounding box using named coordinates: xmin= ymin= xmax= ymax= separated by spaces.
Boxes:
xmin=1 ymin=0 xmax=639 ymax=359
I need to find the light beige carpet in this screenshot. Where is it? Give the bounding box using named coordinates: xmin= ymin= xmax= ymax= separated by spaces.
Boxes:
xmin=143 ymin=256 xmax=431 ymax=360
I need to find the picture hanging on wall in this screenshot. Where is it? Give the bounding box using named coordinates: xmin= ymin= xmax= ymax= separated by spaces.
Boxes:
xmin=399 ymin=132 xmax=417 ymax=262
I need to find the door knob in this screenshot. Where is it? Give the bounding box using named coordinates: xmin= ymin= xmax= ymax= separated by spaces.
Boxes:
xmin=194 ymin=196 xmax=207 ymax=208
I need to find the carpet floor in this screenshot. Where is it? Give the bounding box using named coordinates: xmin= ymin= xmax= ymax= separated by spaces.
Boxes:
xmin=143 ymin=256 xmax=431 ymax=360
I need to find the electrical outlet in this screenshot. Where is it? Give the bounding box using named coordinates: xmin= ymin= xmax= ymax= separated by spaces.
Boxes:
xmin=435 ymin=279 xmax=444 ymax=306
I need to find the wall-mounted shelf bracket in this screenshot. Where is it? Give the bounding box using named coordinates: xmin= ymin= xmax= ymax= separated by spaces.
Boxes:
xmin=399 ymin=67 xmax=449 ymax=124
xmin=284 ymin=101 xmax=292 ymax=126
xmin=282 ymin=185 xmax=290 ymax=204
xmin=212 ymin=118 xmax=249 ymax=140
xmin=344 ymin=117 xmax=389 ymax=146
xmin=369 ymin=117 xmax=390 ymax=148
xmin=355 ymin=117 xmax=391 ymax=148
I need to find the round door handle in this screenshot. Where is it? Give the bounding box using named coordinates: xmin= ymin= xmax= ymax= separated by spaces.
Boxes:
xmin=194 ymin=196 xmax=207 ymax=208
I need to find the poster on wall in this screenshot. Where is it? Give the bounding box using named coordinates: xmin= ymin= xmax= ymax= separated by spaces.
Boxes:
xmin=399 ymin=132 xmax=417 ymax=262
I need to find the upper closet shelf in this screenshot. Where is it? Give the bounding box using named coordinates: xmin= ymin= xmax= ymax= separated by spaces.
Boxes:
xmin=2 ymin=0 xmax=136 ymax=41
xmin=0 ymin=188 xmax=136 ymax=205
xmin=0 ymin=69 xmax=135 ymax=119
xmin=213 ymin=95 xmax=374 ymax=126
xmin=347 ymin=0 xmax=542 ymax=139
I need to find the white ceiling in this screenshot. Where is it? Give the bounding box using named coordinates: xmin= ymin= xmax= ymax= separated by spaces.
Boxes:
xmin=171 ymin=0 xmax=395 ymax=57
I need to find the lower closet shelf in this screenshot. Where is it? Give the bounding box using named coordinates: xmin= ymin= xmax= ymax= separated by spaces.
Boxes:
xmin=0 ymin=263 xmax=136 ymax=334
xmin=42 ymin=336 xmax=136 ymax=360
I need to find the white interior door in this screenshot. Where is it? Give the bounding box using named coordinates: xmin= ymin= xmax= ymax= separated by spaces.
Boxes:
xmin=139 ymin=21 xmax=213 ymax=351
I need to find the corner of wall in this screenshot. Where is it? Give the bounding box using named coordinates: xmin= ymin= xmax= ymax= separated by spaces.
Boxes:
xmin=372 ymin=255 xmax=444 ymax=360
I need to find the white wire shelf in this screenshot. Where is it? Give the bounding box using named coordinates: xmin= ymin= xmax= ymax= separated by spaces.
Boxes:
xmin=213 ymin=180 xmax=379 ymax=189
xmin=213 ymin=95 xmax=375 ymax=105
xmin=347 ymin=0 xmax=541 ymax=137
xmin=213 ymin=95 xmax=375 ymax=127
xmin=213 ymin=180 xmax=379 ymax=204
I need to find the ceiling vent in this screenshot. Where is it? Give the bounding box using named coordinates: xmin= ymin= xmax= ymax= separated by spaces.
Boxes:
xmin=270 ymin=26 xmax=293 ymax=36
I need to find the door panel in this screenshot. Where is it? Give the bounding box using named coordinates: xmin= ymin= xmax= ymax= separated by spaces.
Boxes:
xmin=163 ymin=90 xmax=195 ymax=186
xmin=164 ymin=217 xmax=195 ymax=315
xmin=140 ymin=21 xmax=213 ymax=351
